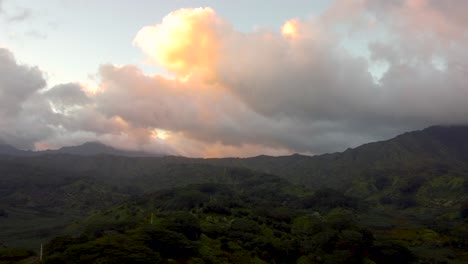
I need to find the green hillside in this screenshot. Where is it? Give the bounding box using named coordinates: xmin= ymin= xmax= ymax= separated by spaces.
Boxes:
xmin=40 ymin=170 xmax=402 ymax=264
xmin=41 ymin=169 xmax=467 ymax=263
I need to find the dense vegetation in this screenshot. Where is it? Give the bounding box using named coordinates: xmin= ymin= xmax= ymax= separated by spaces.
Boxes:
xmin=42 ymin=171 xmax=417 ymax=264
xmin=0 ymin=125 xmax=467 ymax=263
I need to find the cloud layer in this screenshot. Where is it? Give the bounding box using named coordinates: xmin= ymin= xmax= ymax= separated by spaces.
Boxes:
xmin=1 ymin=0 xmax=468 ymax=157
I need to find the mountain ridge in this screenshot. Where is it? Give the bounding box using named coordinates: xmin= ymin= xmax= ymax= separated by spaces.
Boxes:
xmin=1 ymin=125 xmax=467 ymax=191
xmin=208 ymin=125 xmax=468 ymax=189
xmin=0 ymin=141 xmax=163 ymax=157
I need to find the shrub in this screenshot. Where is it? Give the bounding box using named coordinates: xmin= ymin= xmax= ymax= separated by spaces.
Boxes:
xmin=0 ymin=247 xmax=35 ymax=262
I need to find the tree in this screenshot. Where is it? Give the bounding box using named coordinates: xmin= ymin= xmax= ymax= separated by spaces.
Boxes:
xmin=161 ymin=212 xmax=201 ymax=240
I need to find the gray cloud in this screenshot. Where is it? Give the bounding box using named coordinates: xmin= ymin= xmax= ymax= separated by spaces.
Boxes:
xmin=26 ymin=30 xmax=47 ymax=39
xmin=0 ymin=1 xmax=33 ymax=22
xmin=0 ymin=48 xmax=53 ymax=149
xmin=7 ymin=7 xmax=31 ymax=22
xmin=0 ymin=49 xmax=45 ymax=116
xmin=44 ymin=83 xmax=91 ymax=110
xmin=72 ymin=63 xmax=426 ymax=156
xmin=1 ymin=1 xmax=468 ymax=157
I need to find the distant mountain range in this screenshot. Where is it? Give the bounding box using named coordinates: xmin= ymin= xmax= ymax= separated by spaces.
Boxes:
xmin=0 ymin=141 xmax=163 ymax=157
xmin=1 ymin=125 xmax=468 ymax=190
xmin=3 ymin=125 xmax=467 ymax=162
xmin=2 ymin=125 xmax=468 ymax=190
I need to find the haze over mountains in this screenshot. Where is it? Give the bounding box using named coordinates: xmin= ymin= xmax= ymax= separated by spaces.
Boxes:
xmin=1 ymin=125 xmax=468 ymax=191
xmin=0 ymin=141 xmax=162 ymax=157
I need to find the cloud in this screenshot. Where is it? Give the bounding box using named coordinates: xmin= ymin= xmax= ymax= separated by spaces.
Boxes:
xmin=2 ymin=1 xmax=468 ymax=157
xmin=0 ymin=1 xmax=33 ymax=22
xmin=0 ymin=49 xmax=46 ymax=116
xmin=44 ymin=83 xmax=91 ymax=110
xmin=133 ymin=7 xmax=228 ymax=81
xmin=26 ymin=30 xmax=47 ymax=39
xmin=0 ymin=48 xmax=53 ymax=149
xmin=122 ymin=3 xmax=468 ymax=155
xmin=7 ymin=7 xmax=31 ymax=22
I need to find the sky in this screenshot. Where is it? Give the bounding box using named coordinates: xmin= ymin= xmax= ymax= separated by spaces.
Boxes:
xmin=0 ymin=0 xmax=467 ymax=157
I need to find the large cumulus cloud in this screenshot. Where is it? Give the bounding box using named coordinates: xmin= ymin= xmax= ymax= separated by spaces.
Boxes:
xmin=129 ymin=3 xmax=468 ymax=155
xmin=2 ymin=1 xmax=468 ymax=157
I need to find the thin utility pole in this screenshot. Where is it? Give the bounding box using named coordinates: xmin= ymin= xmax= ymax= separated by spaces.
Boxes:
xmin=39 ymin=243 xmax=43 ymax=262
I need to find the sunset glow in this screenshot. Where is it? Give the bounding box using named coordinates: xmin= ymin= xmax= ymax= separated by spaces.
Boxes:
xmin=281 ymin=19 xmax=299 ymax=38
xmin=133 ymin=7 xmax=221 ymax=81
xmin=80 ymin=81 xmax=100 ymax=95
xmin=151 ymin=128 xmax=170 ymax=140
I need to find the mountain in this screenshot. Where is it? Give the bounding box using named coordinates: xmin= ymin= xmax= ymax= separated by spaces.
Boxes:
xmin=1 ymin=125 xmax=467 ymax=195
xmin=0 ymin=141 xmax=164 ymax=157
xmin=1 ymin=125 xmax=467 ymax=199
xmin=43 ymin=142 xmax=161 ymax=157
xmin=0 ymin=144 xmax=35 ymax=156
xmin=208 ymin=125 xmax=468 ymax=189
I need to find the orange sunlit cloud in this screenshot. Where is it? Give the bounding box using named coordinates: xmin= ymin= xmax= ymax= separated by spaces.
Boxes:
xmin=281 ymin=19 xmax=300 ymax=38
xmin=112 ymin=115 xmax=129 ymax=128
xmin=151 ymin=128 xmax=170 ymax=140
xmin=133 ymin=7 xmax=224 ymax=81
xmin=80 ymin=81 xmax=101 ymax=95
xmin=162 ymin=133 xmax=294 ymax=158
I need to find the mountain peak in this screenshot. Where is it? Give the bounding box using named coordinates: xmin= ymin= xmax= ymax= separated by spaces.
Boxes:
xmin=51 ymin=141 xmax=161 ymax=157
xmin=0 ymin=143 xmax=34 ymax=156
xmin=57 ymin=141 xmax=115 ymax=153
xmin=0 ymin=141 xmax=163 ymax=157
